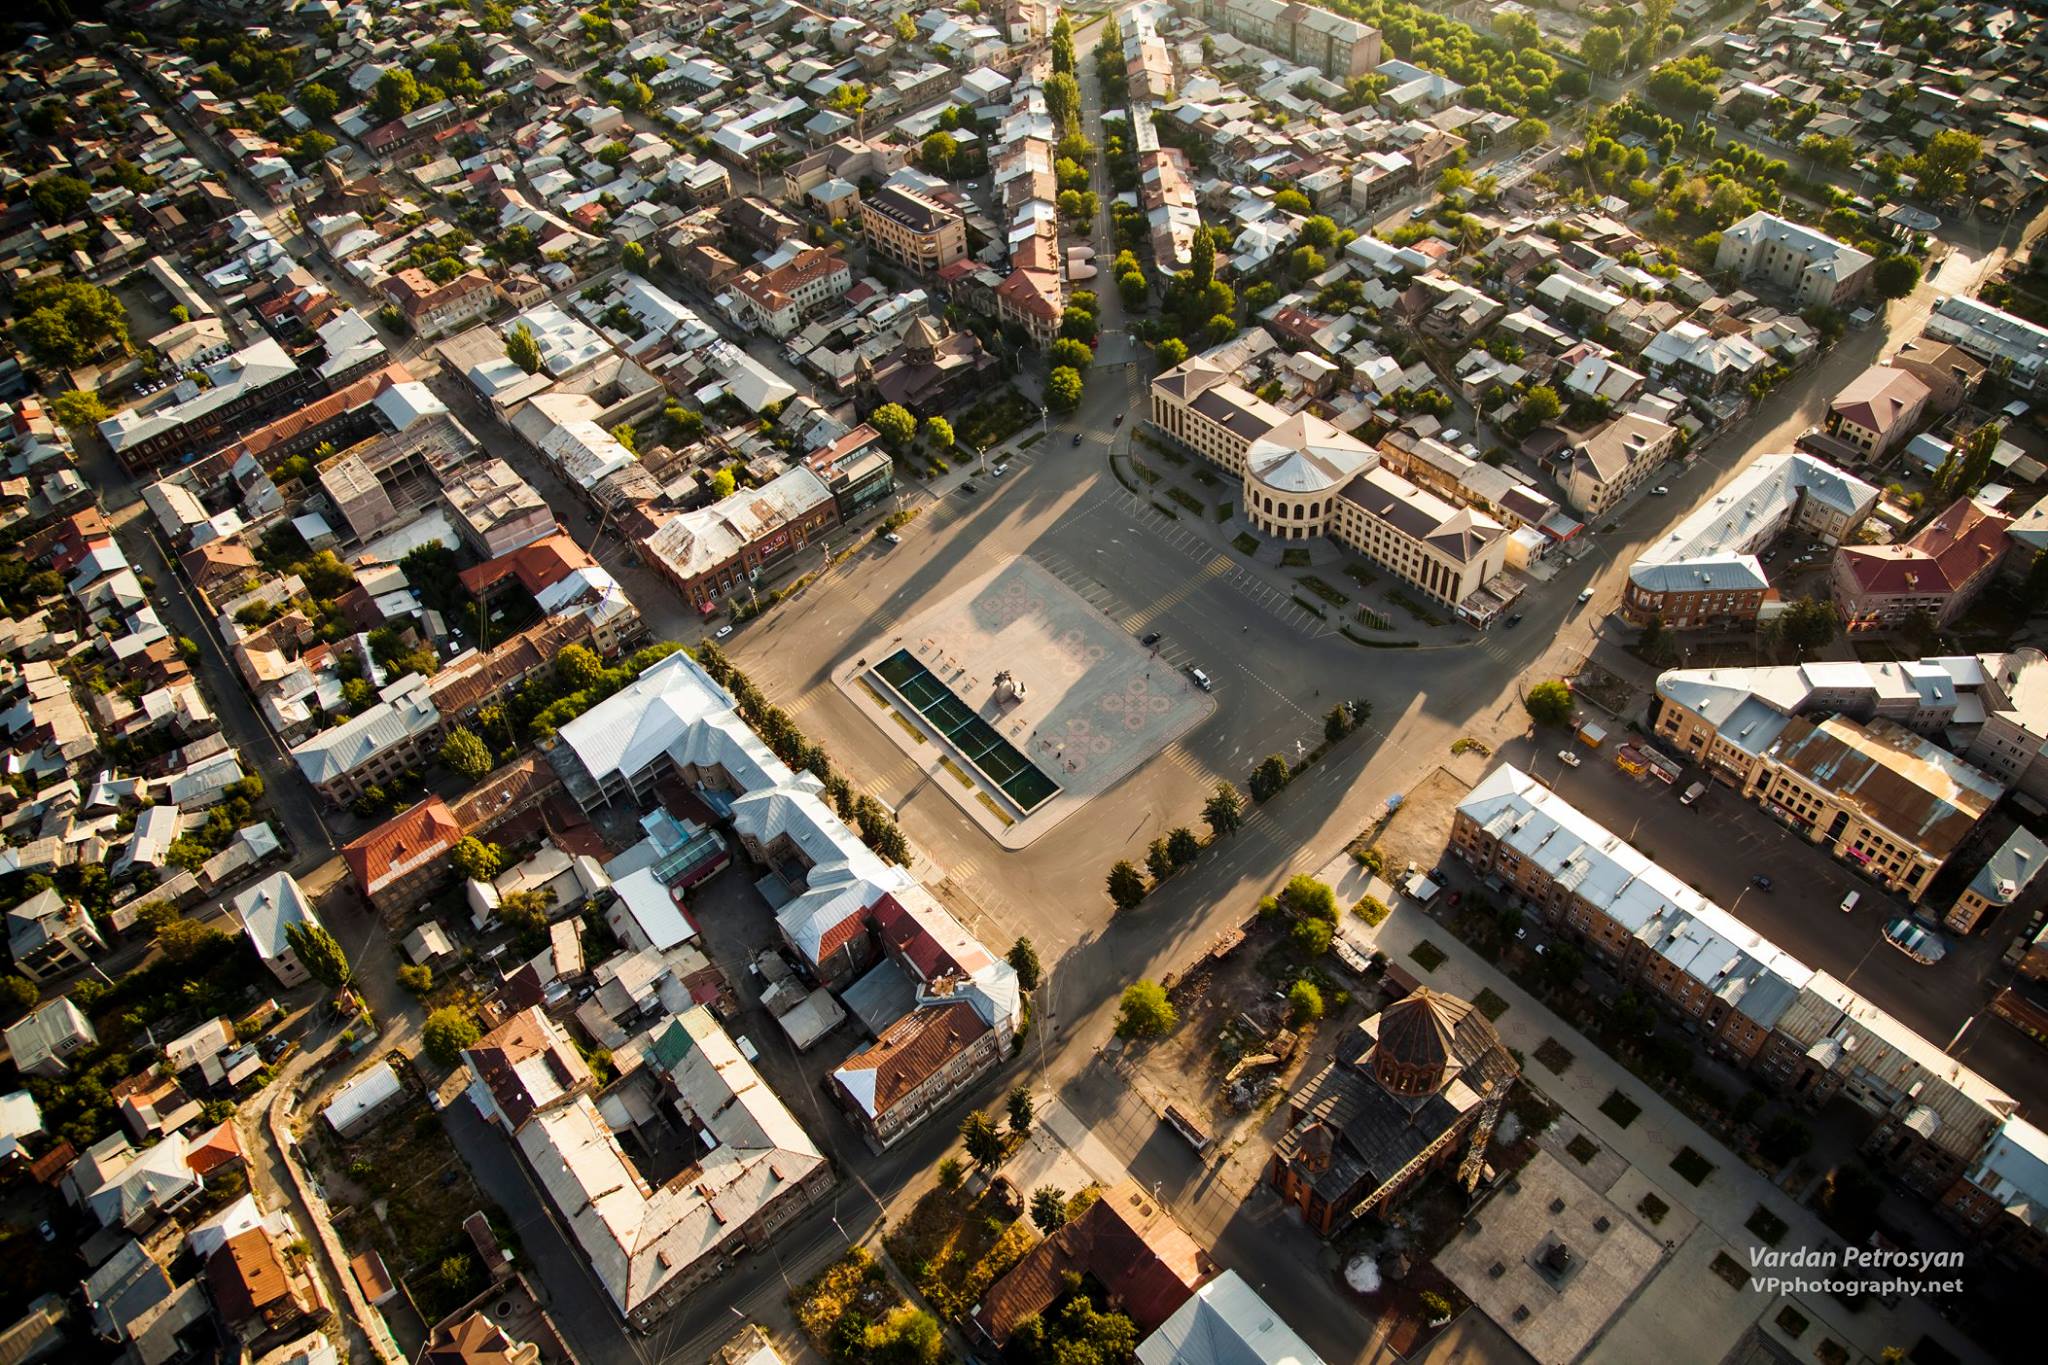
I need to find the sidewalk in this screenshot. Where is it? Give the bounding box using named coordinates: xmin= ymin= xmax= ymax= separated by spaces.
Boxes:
xmin=1334 ymin=862 xmax=1991 ymax=1365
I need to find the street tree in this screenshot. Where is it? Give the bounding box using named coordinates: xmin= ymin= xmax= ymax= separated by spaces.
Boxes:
xmin=1155 ymin=337 xmax=1189 ymax=367
xmin=1909 ymin=129 xmax=1981 ymax=202
xmin=285 ymin=921 xmax=351 ymax=988
xmin=1872 ymin=255 xmax=1921 ymax=300
xmin=1166 ymin=826 xmax=1201 ymax=867
xmin=922 ymin=416 xmax=953 ymax=450
xmin=1044 ymin=72 xmax=1081 ymax=129
xmin=1047 ymin=365 xmax=1085 ymax=411
xmin=1524 ymin=680 xmax=1574 ymax=727
xmin=1049 ymin=338 xmax=1093 ymax=370
xmin=1106 ymin=859 xmax=1148 ymax=911
xmin=1116 ymin=980 xmax=1177 ymax=1037
xmin=1324 ymin=703 xmax=1355 ymax=742
xmin=1779 ymin=596 xmax=1840 ymax=652
xmin=1146 ymin=836 xmax=1174 ymax=882
xmin=1249 ymin=753 xmax=1291 ymax=802
xmin=1203 ymin=781 xmax=1244 ymax=837
xmin=1007 ymin=937 xmax=1042 ymax=991
xmin=961 ymin=1109 xmax=1003 ymax=1166
xmin=870 ymin=402 xmax=916 ymax=448
xmin=1007 ymin=1085 xmax=1034 ymax=1134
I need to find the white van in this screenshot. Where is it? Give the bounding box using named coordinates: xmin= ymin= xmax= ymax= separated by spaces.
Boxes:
xmin=1840 ymin=890 xmax=1861 ymax=914
xmin=1680 ymin=781 xmax=1706 ymax=806
xmin=1188 ymin=667 xmax=1214 ymax=692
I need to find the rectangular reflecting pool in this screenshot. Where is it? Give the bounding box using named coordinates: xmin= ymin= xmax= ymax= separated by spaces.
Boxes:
xmin=871 ymin=648 xmax=1061 ymax=813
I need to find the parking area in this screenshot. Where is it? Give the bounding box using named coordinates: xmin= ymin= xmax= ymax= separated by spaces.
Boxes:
xmin=1492 ymin=736 xmax=2048 ymax=1115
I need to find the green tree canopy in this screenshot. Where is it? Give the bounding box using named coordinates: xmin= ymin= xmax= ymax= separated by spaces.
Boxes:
xmin=372 ymin=67 xmax=420 ymax=121
xmin=299 ymin=82 xmax=340 ymax=119
xmin=922 ymin=415 xmax=953 ymax=449
xmin=1106 ymin=859 xmax=1147 ymax=911
xmin=870 ymin=402 xmax=916 ymax=448
xmin=1047 ymin=365 xmax=1085 ymax=411
xmin=505 ymin=323 xmax=541 ymax=374
xmin=1272 ymin=188 xmax=1311 ymax=215
xmin=439 ymin=726 xmax=492 ymax=780
xmin=49 ymin=389 xmax=109 ymax=429
xmin=285 ymin=920 xmax=351 ymax=988
xmin=1006 ymin=936 xmax=1041 ymax=991
xmin=452 ymin=836 xmax=503 ymax=882
xmin=1116 ymin=980 xmax=1177 ymax=1038
xmin=1524 ymin=680 xmax=1575 ymax=727
xmin=1871 ymin=254 xmax=1921 ymax=300
xmin=422 ymin=1007 xmax=481 ymax=1065
xmin=1203 ymin=781 xmax=1244 ymax=837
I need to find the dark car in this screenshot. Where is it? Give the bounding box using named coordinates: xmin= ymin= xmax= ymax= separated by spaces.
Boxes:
xmin=961 ymin=482 xmax=977 ymax=494
xmin=1505 ymin=612 xmax=1525 ymax=628
xmin=1752 ymin=875 xmax=1773 ymax=891
xmin=1071 ymin=433 xmax=1083 ymax=446
xmin=1140 ymin=631 xmax=1162 ymax=646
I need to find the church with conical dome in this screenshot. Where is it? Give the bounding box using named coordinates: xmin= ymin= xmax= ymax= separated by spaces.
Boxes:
xmin=1267 ymin=986 xmax=1520 ymax=1235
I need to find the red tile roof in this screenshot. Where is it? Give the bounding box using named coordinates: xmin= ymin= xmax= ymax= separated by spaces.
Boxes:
xmin=871 ymin=893 xmax=967 ymax=982
xmin=1837 ymin=497 xmax=2011 ymax=597
xmin=972 ymin=1181 xmax=1213 ymax=1345
xmin=186 ymin=1119 xmax=245 ymax=1176
xmin=837 ymin=999 xmax=988 ymax=1115
xmin=343 ymin=797 xmax=462 ymax=896
xmin=458 ymin=533 xmax=597 ymax=598
xmin=465 ymin=1005 xmax=590 ymax=1130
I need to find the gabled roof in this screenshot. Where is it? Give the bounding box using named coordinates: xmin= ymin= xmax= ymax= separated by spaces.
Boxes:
xmin=831 ymin=999 xmax=988 ymax=1118
xmin=974 ymin=1181 xmax=1213 ymax=1346
xmin=343 ymin=797 xmax=461 ymax=896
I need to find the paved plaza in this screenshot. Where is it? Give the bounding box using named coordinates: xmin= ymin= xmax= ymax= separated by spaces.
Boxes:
xmin=1437 ymin=1149 xmax=1663 ymax=1365
xmin=834 ymin=556 xmax=1214 ymax=847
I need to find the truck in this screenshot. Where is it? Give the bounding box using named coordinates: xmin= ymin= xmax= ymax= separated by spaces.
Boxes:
xmin=1162 ymin=1104 xmax=1213 ymax=1152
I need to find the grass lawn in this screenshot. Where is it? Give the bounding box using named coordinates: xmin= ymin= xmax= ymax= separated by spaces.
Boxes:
xmin=1232 ymin=532 xmax=1259 ymax=555
xmin=1165 ymin=487 xmax=1205 ymax=516
xmin=1637 ymin=1192 xmax=1668 ymax=1225
xmin=882 ymin=1184 xmax=1038 ymax=1319
xmin=1216 ymin=501 xmax=1233 ymax=522
xmin=1709 ymin=1251 xmax=1748 ymax=1290
xmin=1410 ymin=940 xmax=1446 ymax=971
xmin=1566 ymin=1133 xmax=1599 ymax=1165
xmin=1599 ymin=1090 xmax=1642 ymax=1129
xmin=1472 ymin=987 xmax=1509 ymax=1021
xmin=1534 ymin=1038 xmax=1573 ymax=1075
xmin=1344 ymin=561 xmax=1379 ymax=588
xmin=1282 ymin=547 xmax=1313 ymax=568
xmin=1671 ymin=1146 xmax=1715 ymax=1186
xmin=1297 ymin=574 xmax=1350 ymax=607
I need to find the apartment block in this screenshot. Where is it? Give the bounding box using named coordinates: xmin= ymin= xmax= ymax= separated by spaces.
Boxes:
xmin=1623 ymin=453 xmax=1878 ymax=627
xmin=858 ymin=184 xmax=966 ymax=274
xmin=1715 ymin=212 xmax=1874 ymax=308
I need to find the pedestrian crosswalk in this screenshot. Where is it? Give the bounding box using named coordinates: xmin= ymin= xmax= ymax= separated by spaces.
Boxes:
xmin=1118 ymin=554 xmax=1232 ymax=632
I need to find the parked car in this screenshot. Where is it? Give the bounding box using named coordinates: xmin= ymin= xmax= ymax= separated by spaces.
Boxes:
xmin=883 ymin=531 xmax=901 ymax=545
xmin=1557 ymin=750 xmax=1580 ymax=768
xmin=1751 ymin=874 xmax=1773 ymax=891
xmin=993 ymin=463 xmax=1009 ymax=477
xmin=1187 ymin=665 xmax=1214 ymax=691
xmin=1114 ymin=413 xmax=1125 ymax=426
xmin=714 ymin=624 xmax=733 ymax=639
xmin=1409 ymin=204 xmax=1431 ymax=220
xmin=1505 ymin=612 xmax=1524 ymax=627
xmin=1140 ymin=631 xmax=1162 ymax=645
xmin=1680 ymin=781 xmax=1706 ymax=805
xmin=961 ymin=482 xmax=978 ymax=494
xmin=1650 ymin=485 xmax=1670 ymax=496
xmin=1578 ymin=588 xmax=1595 ymax=603
xmin=1883 ymin=917 xmax=1948 ymax=964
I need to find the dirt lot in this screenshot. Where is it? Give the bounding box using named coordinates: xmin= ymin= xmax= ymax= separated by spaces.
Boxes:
xmin=312 ymin=1084 xmax=502 ymax=1324
xmin=1134 ymin=917 xmax=1400 ymax=1169
xmin=1363 ymin=766 xmax=1473 ymax=882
